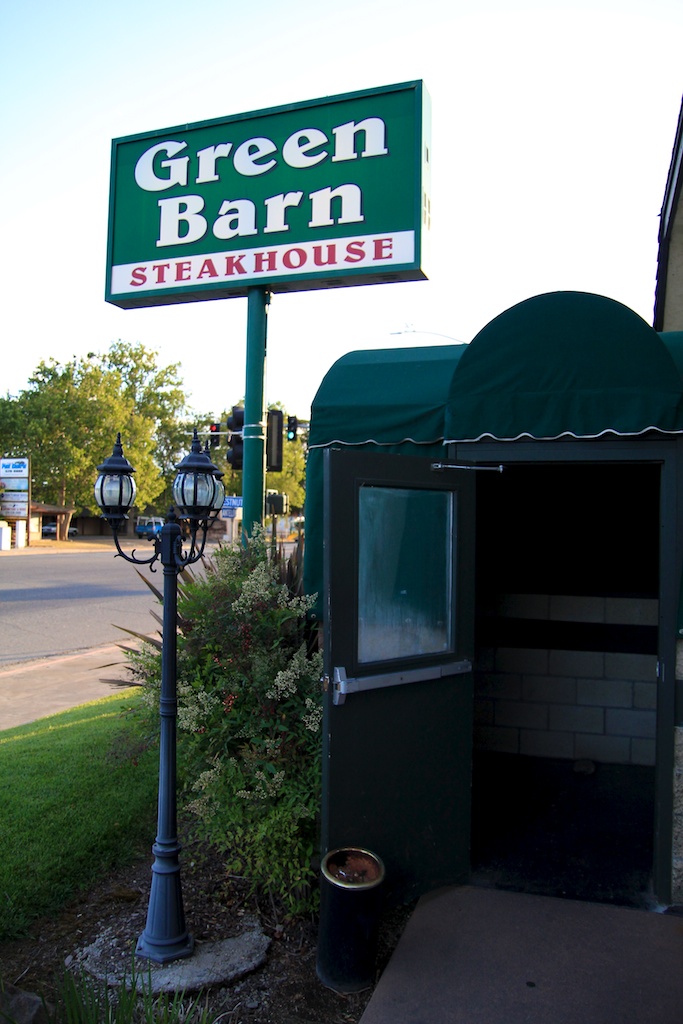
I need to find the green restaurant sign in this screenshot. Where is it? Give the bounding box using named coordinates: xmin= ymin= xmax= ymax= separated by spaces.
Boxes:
xmin=106 ymin=81 xmax=430 ymax=308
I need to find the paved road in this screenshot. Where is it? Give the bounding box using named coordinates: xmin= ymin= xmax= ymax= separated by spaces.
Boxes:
xmin=0 ymin=536 xmax=286 ymax=728
xmin=0 ymin=543 xmax=164 ymax=664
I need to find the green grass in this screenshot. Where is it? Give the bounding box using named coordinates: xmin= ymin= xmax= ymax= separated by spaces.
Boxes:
xmin=0 ymin=692 xmax=158 ymax=941
xmin=42 ymin=966 xmax=222 ymax=1023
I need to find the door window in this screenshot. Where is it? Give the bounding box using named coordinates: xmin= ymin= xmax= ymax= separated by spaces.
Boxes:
xmin=358 ymin=485 xmax=455 ymax=663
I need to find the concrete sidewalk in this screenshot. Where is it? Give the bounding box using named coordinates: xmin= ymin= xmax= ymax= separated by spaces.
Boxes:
xmin=360 ymin=885 xmax=683 ymax=1024
xmin=1 ymin=535 xmax=229 ymax=556
xmin=0 ymin=644 xmax=137 ymax=730
xmin=0 ymin=536 xmax=119 ymax=555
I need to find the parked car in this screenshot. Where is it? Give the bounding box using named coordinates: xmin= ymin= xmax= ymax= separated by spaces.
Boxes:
xmin=41 ymin=523 xmax=78 ymax=538
xmin=134 ymin=516 xmax=164 ymax=540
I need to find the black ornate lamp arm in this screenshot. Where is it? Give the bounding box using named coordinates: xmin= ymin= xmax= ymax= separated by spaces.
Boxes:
xmin=108 ymin=520 xmax=160 ymax=567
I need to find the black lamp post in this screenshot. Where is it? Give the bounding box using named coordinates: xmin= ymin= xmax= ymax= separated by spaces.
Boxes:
xmin=94 ymin=429 xmax=225 ymax=963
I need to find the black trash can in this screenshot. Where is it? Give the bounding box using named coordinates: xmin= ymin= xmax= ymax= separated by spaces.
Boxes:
xmin=316 ymin=846 xmax=385 ymax=994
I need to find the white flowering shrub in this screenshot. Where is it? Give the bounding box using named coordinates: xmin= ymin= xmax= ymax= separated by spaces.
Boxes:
xmin=131 ymin=528 xmax=323 ymax=915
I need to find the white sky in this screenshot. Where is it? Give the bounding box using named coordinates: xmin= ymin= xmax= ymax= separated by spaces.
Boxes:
xmin=1 ymin=0 xmax=681 ymax=421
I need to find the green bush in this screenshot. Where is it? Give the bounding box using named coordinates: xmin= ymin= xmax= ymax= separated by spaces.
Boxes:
xmin=130 ymin=529 xmax=322 ymax=915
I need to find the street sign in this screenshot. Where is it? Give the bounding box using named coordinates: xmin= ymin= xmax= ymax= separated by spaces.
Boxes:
xmin=1 ymin=499 xmax=29 ymax=516
xmin=106 ymin=81 xmax=430 ymax=308
xmin=1 ymin=458 xmax=29 ymax=478
xmin=223 ymin=496 xmax=244 ymax=508
xmin=0 ymin=458 xmax=30 ymax=523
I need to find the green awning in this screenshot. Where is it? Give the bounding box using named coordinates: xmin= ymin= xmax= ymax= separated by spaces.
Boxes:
xmin=308 ymin=344 xmax=469 ymax=449
xmin=445 ymin=292 xmax=683 ymax=442
xmin=304 ymin=292 xmax=683 ymax=609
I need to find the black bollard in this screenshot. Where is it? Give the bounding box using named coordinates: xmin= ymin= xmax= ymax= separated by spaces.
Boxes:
xmin=316 ymin=847 xmax=385 ymax=994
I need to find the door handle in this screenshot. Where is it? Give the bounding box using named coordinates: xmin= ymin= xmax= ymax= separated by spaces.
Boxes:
xmin=332 ymin=660 xmax=472 ymax=705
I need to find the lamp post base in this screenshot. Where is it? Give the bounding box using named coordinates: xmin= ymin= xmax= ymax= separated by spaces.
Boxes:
xmin=136 ymin=932 xmax=194 ymax=965
xmin=135 ymin=854 xmax=194 ymax=964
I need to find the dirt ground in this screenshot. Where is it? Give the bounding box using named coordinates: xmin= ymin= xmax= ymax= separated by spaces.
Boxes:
xmin=0 ymin=838 xmax=410 ymax=1024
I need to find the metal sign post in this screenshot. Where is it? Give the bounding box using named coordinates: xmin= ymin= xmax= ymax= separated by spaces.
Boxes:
xmin=243 ymin=286 xmax=269 ymax=537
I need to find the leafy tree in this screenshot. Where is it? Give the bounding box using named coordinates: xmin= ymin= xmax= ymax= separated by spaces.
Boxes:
xmin=0 ymin=344 xmax=192 ymax=537
xmin=103 ymin=342 xmax=198 ymax=513
xmin=104 ymin=341 xmax=185 ymax=424
xmin=102 ymin=342 xmax=208 ymax=512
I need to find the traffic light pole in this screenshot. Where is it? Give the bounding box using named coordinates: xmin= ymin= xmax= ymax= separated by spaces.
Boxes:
xmin=242 ymin=286 xmax=269 ymax=538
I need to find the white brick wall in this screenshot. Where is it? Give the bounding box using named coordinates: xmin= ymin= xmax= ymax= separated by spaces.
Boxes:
xmin=474 ymin=595 xmax=658 ymax=766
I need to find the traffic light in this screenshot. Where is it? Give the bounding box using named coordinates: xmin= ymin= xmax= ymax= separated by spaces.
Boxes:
xmin=265 ymin=491 xmax=289 ymax=515
xmin=227 ymin=405 xmax=244 ymax=470
xmin=266 ymin=408 xmax=283 ymax=472
xmin=209 ymin=423 xmax=221 ymax=447
xmin=287 ymin=415 xmax=298 ymax=441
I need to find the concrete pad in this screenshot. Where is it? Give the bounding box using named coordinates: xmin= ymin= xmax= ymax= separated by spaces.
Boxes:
xmin=360 ymin=886 xmax=683 ymax=1024
xmin=76 ymin=920 xmax=270 ymax=994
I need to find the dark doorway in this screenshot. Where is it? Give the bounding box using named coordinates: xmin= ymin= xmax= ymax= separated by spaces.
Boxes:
xmin=471 ymin=752 xmax=654 ymax=906
xmin=470 ymin=462 xmax=659 ymax=907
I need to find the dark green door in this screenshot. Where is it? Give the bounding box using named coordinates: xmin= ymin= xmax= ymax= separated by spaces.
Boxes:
xmin=321 ymin=448 xmax=476 ymax=903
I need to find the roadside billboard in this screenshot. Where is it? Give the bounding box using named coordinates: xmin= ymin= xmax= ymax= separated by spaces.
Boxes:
xmin=106 ymin=81 xmax=430 ymax=308
xmin=0 ymin=458 xmax=30 ymax=521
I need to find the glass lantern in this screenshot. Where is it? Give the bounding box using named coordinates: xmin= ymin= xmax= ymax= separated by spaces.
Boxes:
xmin=94 ymin=433 xmax=137 ymax=521
xmin=172 ymin=430 xmax=224 ymax=521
